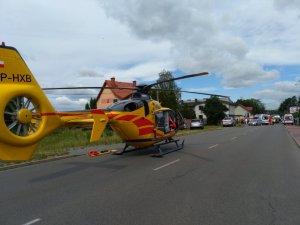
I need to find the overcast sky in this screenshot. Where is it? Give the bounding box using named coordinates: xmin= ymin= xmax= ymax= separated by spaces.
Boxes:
xmin=1 ymin=0 xmax=300 ymax=111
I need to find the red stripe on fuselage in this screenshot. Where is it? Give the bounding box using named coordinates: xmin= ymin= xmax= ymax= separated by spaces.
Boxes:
xmin=91 ymin=109 xmax=105 ymax=114
xmin=133 ymin=117 xmax=154 ymax=127
xmin=139 ymin=127 xmax=154 ymax=136
xmin=107 ymin=113 xmax=119 ymax=119
xmin=116 ymin=115 xmax=138 ymax=121
xmin=155 ymin=132 xmax=163 ymax=137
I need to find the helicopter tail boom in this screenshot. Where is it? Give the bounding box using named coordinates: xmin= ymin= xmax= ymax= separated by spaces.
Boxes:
xmin=0 ymin=45 xmax=108 ymax=160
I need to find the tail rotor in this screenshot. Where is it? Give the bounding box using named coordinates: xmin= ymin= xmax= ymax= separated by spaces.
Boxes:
xmin=4 ymin=96 xmax=43 ymax=137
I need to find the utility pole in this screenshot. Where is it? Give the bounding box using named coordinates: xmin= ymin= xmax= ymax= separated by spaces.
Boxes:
xmin=295 ymin=81 xmax=300 ymax=126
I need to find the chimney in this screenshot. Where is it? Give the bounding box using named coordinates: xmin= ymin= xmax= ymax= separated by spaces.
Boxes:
xmin=132 ymin=80 xmax=136 ymax=86
xmin=110 ymin=77 xmax=116 ymax=87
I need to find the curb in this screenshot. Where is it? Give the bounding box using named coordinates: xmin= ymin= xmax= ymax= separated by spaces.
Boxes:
xmin=0 ymin=154 xmax=83 ymax=172
xmin=285 ymin=125 xmax=300 ymax=149
xmin=0 ymin=143 xmax=125 ymax=171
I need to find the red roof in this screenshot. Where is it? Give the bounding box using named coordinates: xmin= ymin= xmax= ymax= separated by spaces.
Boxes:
xmin=96 ymin=78 xmax=136 ymax=101
xmin=238 ymin=104 xmax=253 ymax=112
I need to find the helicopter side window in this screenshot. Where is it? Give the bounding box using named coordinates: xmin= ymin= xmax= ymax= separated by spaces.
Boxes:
xmin=106 ymin=100 xmax=143 ymax=112
xmin=124 ymin=102 xmax=138 ymax=112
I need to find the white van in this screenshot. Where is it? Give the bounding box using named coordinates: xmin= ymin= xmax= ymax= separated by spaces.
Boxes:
xmin=254 ymin=114 xmax=270 ymax=125
xmin=283 ymin=114 xmax=294 ymax=125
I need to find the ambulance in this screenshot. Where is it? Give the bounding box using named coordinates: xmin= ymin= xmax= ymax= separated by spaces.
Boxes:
xmin=283 ymin=114 xmax=294 ymax=125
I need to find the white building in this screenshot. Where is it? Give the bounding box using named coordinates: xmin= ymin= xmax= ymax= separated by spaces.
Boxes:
xmin=183 ymin=97 xmax=236 ymax=120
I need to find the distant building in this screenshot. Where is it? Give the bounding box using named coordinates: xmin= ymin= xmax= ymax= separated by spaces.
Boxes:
xmin=234 ymin=104 xmax=253 ymax=119
xmin=96 ymin=77 xmax=136 ymax=109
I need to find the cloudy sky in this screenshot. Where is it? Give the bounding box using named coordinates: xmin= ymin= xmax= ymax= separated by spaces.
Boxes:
xmin=1 ymin=0 xmax=300 ymax=110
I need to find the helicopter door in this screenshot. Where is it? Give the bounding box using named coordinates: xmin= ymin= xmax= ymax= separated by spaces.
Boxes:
xmin=155 ymin=111 xmax=166 ymax=133
xmin=155 ymin=110 xmax=176 ymax=134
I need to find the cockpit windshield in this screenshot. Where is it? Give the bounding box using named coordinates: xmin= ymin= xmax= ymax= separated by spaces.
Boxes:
xmin=105 ymin=100 xmax=144 ymax=112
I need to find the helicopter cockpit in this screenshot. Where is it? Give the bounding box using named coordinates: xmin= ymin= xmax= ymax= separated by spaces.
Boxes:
xmin=105 ymin=99 xmax=145 ymax=112
xmin=131 ymin=92 xmax=152 ymax=100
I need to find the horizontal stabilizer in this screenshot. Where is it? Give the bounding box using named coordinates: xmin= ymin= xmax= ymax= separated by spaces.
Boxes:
xmin=90 ymin=109 xmax=109 ymax=142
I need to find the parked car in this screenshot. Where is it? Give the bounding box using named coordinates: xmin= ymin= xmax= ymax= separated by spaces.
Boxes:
xmin=248 ymin=119 xmax=262 ymax=126
xmin=190 ymin=119 xmax=204 ymax=129
xmin=222 ymin=117 xmax=236 ymax=127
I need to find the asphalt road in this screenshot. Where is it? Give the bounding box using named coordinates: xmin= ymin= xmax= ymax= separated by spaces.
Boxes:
xmin=1 ymin=125 xmax=300 ymax=225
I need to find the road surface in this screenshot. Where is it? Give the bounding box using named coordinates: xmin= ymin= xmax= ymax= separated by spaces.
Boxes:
xmin=1 ymin=125 xmax=300 ymax=225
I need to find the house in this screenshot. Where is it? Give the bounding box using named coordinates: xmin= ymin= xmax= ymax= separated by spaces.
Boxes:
xmin=183 ymin=97 xmax=235 ymax=121
xmin=219 ymin=97 xmax=236 ymax=117
xmin=96 ymin=77 xmax=136 ymax=109
xmin=234 ymin=104 xmax=253 ymax=120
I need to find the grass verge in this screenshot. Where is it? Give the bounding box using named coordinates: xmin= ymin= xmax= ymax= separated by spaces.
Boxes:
xmin=0 ymin=127 xmax=121 ymax=167
xmin=0 ymin=125 xmax=222 ymax=167
xmin=34 ymin=127 xmax=122 ymax=159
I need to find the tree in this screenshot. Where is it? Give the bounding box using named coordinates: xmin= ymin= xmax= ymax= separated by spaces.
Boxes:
xmin=180 ymin=103 xmax=196 ymax=119
xmin=150 ymin=70 xmax=181 ymax=110
xmin=202 ymin=96 xmax=228 ymax=125
xmin=85 ymin=97 xmax=97 ymax=110
xmin=235 ymin=98 xmax=265 ymax=115
xmin=278 ymin=96 xmax=298 ymax=116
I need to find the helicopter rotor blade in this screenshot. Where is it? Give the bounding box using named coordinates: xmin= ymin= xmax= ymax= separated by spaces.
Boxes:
xmin=42 ymin=72 xmax=210 ymax=95
xmin=178 ymin=90 xmax=228 ymax=98
xmin=42 ymin=86 xmax=138 ymax=91
xmin=150 ymin=88 xmax=228 ymax=98
xmin=144 ymin=72 xmax=209 ymax=90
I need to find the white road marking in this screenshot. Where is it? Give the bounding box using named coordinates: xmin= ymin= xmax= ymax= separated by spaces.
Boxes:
xmin=208 ymin=144 xmax=219 ymax=149
xmin=153 ymin=159 xmax=180 ymax=171
xmin=231 ymin=137 xmax=237 ymax=140
xmin=22 ymin=218 xmax=41 ymax=225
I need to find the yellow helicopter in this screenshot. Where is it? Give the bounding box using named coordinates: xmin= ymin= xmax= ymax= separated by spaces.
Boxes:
xmin=0 ymin=44 xmax=225 ymax=160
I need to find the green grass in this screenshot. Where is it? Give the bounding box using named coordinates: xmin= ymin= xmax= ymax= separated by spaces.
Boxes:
xmin=0 ymin=125 xmax=222 ymax=166
xmin=0 ymin=127 xmax=122 ymax=166
xmin=34 ymin=127 xmax=122 ymax=159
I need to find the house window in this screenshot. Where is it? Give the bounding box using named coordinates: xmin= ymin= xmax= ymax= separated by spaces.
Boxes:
xmin=113 ymin=99 xmax=118 ymax=103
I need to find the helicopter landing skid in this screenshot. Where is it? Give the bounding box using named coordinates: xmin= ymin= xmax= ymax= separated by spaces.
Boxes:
xmin=113 ymin=138 xmax=184 ymax=157
xmin=152 ymin=138 xmax=185 ymax=157
xmin=112 ymin=144 xmax=136 ymax=155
